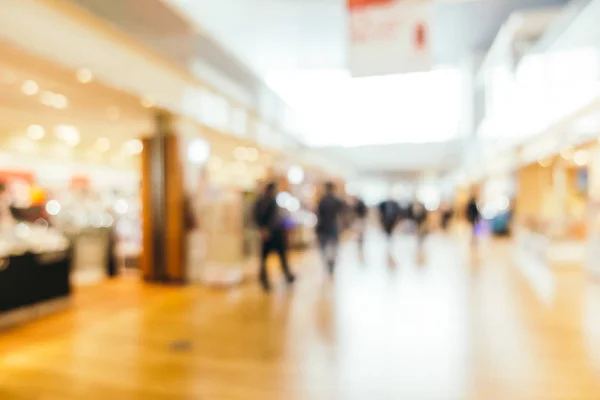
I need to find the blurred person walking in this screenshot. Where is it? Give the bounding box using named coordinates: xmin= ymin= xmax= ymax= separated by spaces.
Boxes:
xmin=379 ymin=197 xmax=401 ymax=265
xmin=378 ymin=197 xmax=401 ymax=240
xmin=440 ymin=203 xmax=454 ymax=232
xmin=466 ymin=195 xmax=481 ymax=248
xmin=253 ymin=182 xmax=296 ymax=292
xmin=316 ymin=182 xmax=345 ymax=276
xmin=353 ymin=196 xmax=368 ymax=247
xmin=412 ymin=202 xmax=428 ymax=263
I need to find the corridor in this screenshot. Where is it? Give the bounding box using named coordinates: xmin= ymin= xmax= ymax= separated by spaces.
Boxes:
xmin=1 ymin=234 xmax=600 ymax=399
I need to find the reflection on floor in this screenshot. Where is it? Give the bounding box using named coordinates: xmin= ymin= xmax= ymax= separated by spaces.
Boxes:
xmin=2 ymin=232 xmax=600 ymax=399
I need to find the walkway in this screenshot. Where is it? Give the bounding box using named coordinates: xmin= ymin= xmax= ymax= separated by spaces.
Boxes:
xmin=1 ymin=233 xmax=600 ymax=399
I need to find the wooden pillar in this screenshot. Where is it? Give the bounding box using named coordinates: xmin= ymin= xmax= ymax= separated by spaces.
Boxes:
xmin=165 ymin=133 xmax=185 ymax=281
xmin=141 ymin=136 xmax=155 ymax=280
xmin=141 ymin=110 xmax=185 ymax=283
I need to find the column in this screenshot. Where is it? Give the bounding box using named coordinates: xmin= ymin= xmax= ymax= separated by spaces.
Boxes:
xmin=141 ymin=110 xmax=185 ymax=283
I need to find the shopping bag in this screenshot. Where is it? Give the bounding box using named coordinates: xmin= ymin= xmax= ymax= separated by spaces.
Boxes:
xmin=474 ymin=219 xmax=490 ymax=237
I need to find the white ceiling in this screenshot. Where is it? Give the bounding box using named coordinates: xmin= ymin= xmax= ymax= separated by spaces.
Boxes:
xmin=168 ymin=0 xmax=569 ymax=77
xmin=167 ymin=0 xmax=346 ymax=77
xmin=321 ymin=140 xmax=464 ymax=172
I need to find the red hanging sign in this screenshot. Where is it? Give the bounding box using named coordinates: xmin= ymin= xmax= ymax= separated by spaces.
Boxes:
xmin=347 ymin=1 xmax=432 ymax=77
xmin=414 ymin=22 xmax=427 ymax=50
xmin=347 ymin=0 xmax=395 ymax=10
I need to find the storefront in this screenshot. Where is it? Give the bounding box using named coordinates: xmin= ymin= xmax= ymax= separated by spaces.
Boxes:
xmin=512 ymin=106 xmax=600 ymax=270
xmin=0 ymin=42 xmax=155 ymax=327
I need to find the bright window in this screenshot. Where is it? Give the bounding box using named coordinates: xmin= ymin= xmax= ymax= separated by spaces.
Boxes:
xmin=266 ymin=68 xmax=465 ymax=147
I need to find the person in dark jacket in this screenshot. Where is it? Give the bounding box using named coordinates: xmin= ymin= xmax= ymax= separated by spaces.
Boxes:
xmin=440 ymin=203 xmax=454 ymax=231
xmin=378 ymin=198 xmax=400 ymax=239
xmin=466 ymin=195 xmax=480 ymax=247
xmin=412 ymin=201 xmax=428 ymax=245
xmin=353 ymin=196 xmax=368 ymax=246
xmin=253 ymin=182 xmax=295 ymax=292
xmin=316 ymin=182 xmax=345 ymax=275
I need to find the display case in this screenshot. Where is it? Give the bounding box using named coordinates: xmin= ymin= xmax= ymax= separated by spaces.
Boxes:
xmin=0 ymin=221 xmax=72 ymax=328
xmin=48 ymin=184 xmax=142 ymax=282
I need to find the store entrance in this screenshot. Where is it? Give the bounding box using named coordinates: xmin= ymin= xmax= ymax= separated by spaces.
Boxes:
xmin=0 ymin=43 xmax=152 ymax=327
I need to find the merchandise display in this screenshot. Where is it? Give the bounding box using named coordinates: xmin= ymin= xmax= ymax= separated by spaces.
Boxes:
xmin=46 ymin=185 xmax=142 ymax=276
xmin=0 ymin=220 xmax=71 ymax=314
xmin=0 ymin=165 xmax=143 ymax=292
xmin=0 ymin=251 xmax=71 ymax=313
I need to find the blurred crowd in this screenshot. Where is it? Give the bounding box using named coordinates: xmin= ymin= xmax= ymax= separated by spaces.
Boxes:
xmin=251 ymin=180 xmax=475 ymax=292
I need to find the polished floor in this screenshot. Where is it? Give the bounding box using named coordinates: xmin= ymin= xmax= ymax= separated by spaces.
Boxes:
xmin=2 ymin=232 xmax=600 ymax=399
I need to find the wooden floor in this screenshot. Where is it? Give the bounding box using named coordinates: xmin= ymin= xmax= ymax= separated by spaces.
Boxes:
xmin=2 ymin=232 xmax=600 ymax=399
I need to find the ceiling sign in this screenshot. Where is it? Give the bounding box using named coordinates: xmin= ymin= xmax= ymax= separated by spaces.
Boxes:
xmin=347 ymin=0 xmax=433 ymax=77
xmin=347 ymin=0 xmax=396 ymax=10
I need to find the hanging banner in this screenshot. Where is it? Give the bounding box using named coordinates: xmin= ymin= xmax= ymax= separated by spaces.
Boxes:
xmin=348 ymin=0 xmax=432 ymax=77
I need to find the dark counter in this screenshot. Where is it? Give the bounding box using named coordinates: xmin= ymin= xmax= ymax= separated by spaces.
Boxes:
xmin=0 ymin=250 xmax=71 ymax=314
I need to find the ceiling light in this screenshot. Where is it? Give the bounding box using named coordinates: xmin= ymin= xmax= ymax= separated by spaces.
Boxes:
xmin=188 ymin=138 xmax=210 ymax=165
xmin=76 ymin=68 xmax=93 ymax=84
xmin=21 ymin=80 xmax=39 ymax=96
xmin=27 ymin=125 xmax=45 ymax=140
xmin=40 ymin=91 xmax=68 ymax=109
xmin=94 ymin=137 xmax=110 ymax=153
xmin=54 ymin=125 xmax=80 ymax=147
xmin=52 ymin=94 xmax=69 ymax=109
xmin=124 ymin=139 xmax=143 ymax=155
